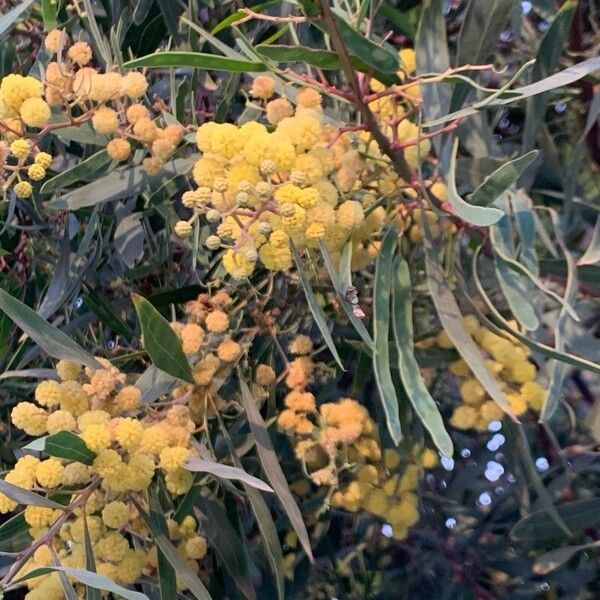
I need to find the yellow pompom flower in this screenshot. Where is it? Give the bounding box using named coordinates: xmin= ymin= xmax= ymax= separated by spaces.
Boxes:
xmin=92 ymin=106 xmax=119 ymax=134
xmin=61 ymin=462 xmax=91 ymax=486
xmin=138 ymin=424 xmax=171 ymax=455
xmin=27 ymin=164 xmax=46 ymax=181
xmin=0 ymin=492 xmax=17 ymax=514
xmin=114 ymin=418 xmax=144 ymax=450
xmin=115 ymin=385 xmax=142 ymax=412
xmin=14 ymin=181 xmax=33 ymax=198
xmin=217 ymin=338 xmax=242 ymax=362
xmin=44 ymin=29 xmax=65 ymax=54
xmin=165 ymin=468 xmax=193 ymax=495
xmin=78 ymin=410 xmax=111 ymax=431
xmin=259 ymin=242 xmax=292 ymax=271
xmin=19 ymin=97 xmax=51 ymax=128
xmin=89 ymin=72 xmax=122 ymax=103
xmin=0 ymin=74 xmax=43 ymax=113
xmin=10 ymin=138 xmax=30 ymax=158
xmin=185 ymin=536 xmax=208 ymax=559
xmin=222 ymin=249 xmax=255 ymax=279
xmin=336 ymin=200 xmax=364 ymax=231
xmin=126 ymin=103 xmax=149 ymax=124
xmin=35 ymin=458 xmax=64 ymax=488
xmin=174 ymin=220 xmax=193 ymax=237
xmin=81 ymin=423 xmax=111 ymax=452
xmin=107 ymin=138 xmax=132 ymax=162
xmin=11 ymin=402 xmax=47 ymax=435
xmin=180 ymin=323 xmax=204 ymax=355
xmin=255 ymin=364 xmax=276 ymax=386
xmin=521 ymin=381 xmax=546 ymax=411
xmin=35 ymin=379 xmax=63 ymax=407
xmin=24 ymin=506 xmax=58 ymax=528
xmin=122 ymin=71 xmax=149 ymax=99
xmin=304 ymin=222 xmax=325 ymax=245
xmin=297 ymin=88 xmax=322 ymax=108
xmin=97 ymin=532 xmax=130 ymax=562
xmin=508 ymin=360 xmax=536 ymax=384
xmin=47 ymin=410 xmax=76 ymax=434
xmin=205 ymin=310 xmax=229 ymax=333
xmin=250 ymin=75 xmax=276 ymax=100
xmin=450 ymin=405 xmax=477 ymax=430
xmin=459 ymin=378 xmax=486 ymax=406
xmin=159 ymin=446 xmax=190 ymax=472
xmin=34 ymin=151 xmax=53 ymax=169
xmin=265 ymin=98 xmax=294 ymax=125
xmin=101 ymin=500 xmax=130 ymax=529
xmin=93 ymin=449 xmax=124 ymax=478
xmin=60 ymin=381 xmax=89 ymax=416
xmin=67 ymin=41 xmax=93 ymax=66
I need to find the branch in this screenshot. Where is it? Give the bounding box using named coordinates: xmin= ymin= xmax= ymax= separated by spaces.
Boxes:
xmin=316 ymin=0 xmax=417 ymax=185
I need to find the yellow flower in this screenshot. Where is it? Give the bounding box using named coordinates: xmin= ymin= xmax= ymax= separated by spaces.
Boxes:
xmin=107 ymin=138 xmax=132 ymax=162
xmin=450 ymin=405 xmax=477 ymax=430
xmin=35 ymin=458 xmax=64 ymax=488
xmin=35 ymin=151 xmax=53 ymax=169
xmin=44 ymin=29 xmax=65 ymax=54
xmin=10 ymin=138 xmax=30 ymax=158
xmin=266 ymin=98 xmax=293 ymax=124
xmin=19 ymin=97 xmax=50 ymax=127
xmin=185 ymin=535 xmax=208 ymax=559
xmin=336 ymin=200 xmax=364 ymax=231
xmin=14 ymin=181 xmax=33 ymax=198
xmin=205 ymin=310 xmax=229 ymax=333
xmin=101 ymin=501 xmax=130 ymax=529
xmin=35 ymin=379 xmax=63 ymax=407
xmin=255 ymin=364 xmax=276 ymax=386
xmin=81 ymin=423 xmax=111 ymax=452
xmin=46 ymin=410 xmax=76 ymax=434
xmin=27 ymin=164 xmax=46 ymax=181
xmin=222 ymin=249 xmax=255 ymax=279
xmin=297 ymin=88 xmax=322 ymax=108
xmin=92 ymin=106 xmax=119 ymax=134
xmin=217 ymin=338 xmax=242 ymax=362
xmin=67 ymin=41 xmax=93 ymax=66
xmin=259 ymin=242 xmax=292 ymax=270
xmin=165 ymin=468 xmax=193 ymax=495
xmin=122 ymin=71 xmax=149 ymax=99
xmin=11 ymin=402 xmax=47 ymax=435
xmin=250 ymin=75 xmax=276 ymax=100
xmin=114 ymin=418 xmax=144 ymax=450
xmin=159 ymin=446 xmax=190 ymax=472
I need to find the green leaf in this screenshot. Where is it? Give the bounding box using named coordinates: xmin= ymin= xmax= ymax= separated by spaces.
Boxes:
xmin=81 ymin=0 xmax=111 ymax=68
xmin=133 ymin=500 xmax=212 ymax=600
xmin=446 ymin=139 xmax=505 ymax=226
xmin=238 ymin=369 xmax=313 ymax=562
xmin=211 ymin=1 xmax=280 ymax=34
xmin=424 ymin=245 xmax=515 ymax=418
xmin=521 ymin=3 xmax=576 ymax=152
xmin=132 ymin=294 xmax=194 ymax=384
xmin=372 ymin=229 xmax=403 ymax=445
xmin=156 ymin=0 xmax=180 ymax=36
xmin=0 ymin=289 xmax=100 ymax=370
xmin=123 ymin=52 xmax=265 ymax=72
xmin=185 ymin=458 xmax=273 ymax=492
xmin=82 ymin=516 xmax=101 ymax=600
xmin=195 ymin=499 xmax=256 ymax=600
xmin=470 ymin=151 xmax=539 ymax=206
xmin=41 ymin=151 xmax=112 ymax=194
xmin=0 ymin=479 xmax=64 ymax=510
xmin=332 ymin=14 xmax=399 ymax=74
xmin=256 ymin=44 xmax=370 ymax=72
xmin=46 ymin=157 xmax=196 ymax=211
xmin=136 ymin=365 xmax=179 ymax=404
xmin=451 ymin=0 xmax=515 ymax=109
xmin=0 ymin=0 xmax=35 ymax=38
xmin=0 ymin=513 xmax=28 ymax=546
xmin=290 ymin=242 xmax=343 ymax=370
xmin=392 ymin=256 xmax=452 ymax=457
xmin=40 ymin=0 xmax=58 ymax=31
xmin=415 ymin=0 xmax=451 ymax=127
xmin=511 ymin=498 xmax=600 ymax=542
xmin=579 ymin=216 xmax=600 ymax=266
xmin=148 ymin=484 xmax=177 ymax=600
xmin=14 ymin=566 xmax=149 ymax=600
xmin=533 ymin=541 xmax=600 ymax=575
xmin=45 ymin=431 xmax=96 ymax=466
xmin=319 ymin=241 xmax=375 ymax=352
xmin=378 ymin=3 xmax=418 ymax=37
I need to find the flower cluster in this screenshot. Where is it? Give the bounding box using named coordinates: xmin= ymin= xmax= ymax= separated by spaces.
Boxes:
xmin=2 ymin=355 xmax=212 ymax=597
xmin=434 ymin=316 xmax=547 ymax=431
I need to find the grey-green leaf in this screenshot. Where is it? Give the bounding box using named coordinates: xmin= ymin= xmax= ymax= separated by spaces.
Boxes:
xmin=185 ymin=458 xmax=273 ymax=492
xmin=0 ymin=480 xmax=64 ymax=510
xmin=0 ymin=289 xmax=100 ymax=370
xmin=372 ymin=229 xmax=402 ymax=445
xmin=40 ymin=151 xmax=112 ymax=194
xmin=45 ymin=431 xmax=97 ymax=466
xmin=0 ymin=0 xmax=35 ymax=38
xmin=238 ymin=369 xmax=313 ymax=562
xmin=132 ymin=294 xmax=194 ymax=384
xmin=290 ymin=242 xmax=343 ymax=369
xmin=392 ymin=256 xmax=453 ymax=457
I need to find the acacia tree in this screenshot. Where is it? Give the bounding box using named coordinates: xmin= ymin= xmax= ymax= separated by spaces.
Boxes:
xmin=0 ymin=0 xmax=599 ymax=598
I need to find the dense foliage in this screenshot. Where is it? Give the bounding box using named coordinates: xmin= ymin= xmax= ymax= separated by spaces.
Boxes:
xmin=0 ymin=0 xmax=599 ymax=598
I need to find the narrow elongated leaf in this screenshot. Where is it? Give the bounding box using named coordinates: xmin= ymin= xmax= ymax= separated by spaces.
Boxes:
xmin=238 ymin=370 xmax=313 ymax=561
xmin=521 ymin=3 xmax=576 ymax=152
xmin=211 ymin=0 xmax=280 ymax=34
xmin=415 ymin=0 xmax=451 ymax=127
xmin=0 ymin=479 xmax=64 ymax=509
xmin=185 ymin=458 xmax=273 ymax=492
xmin=41 ymin=151 xmax=112 ymax=194
xmin=53 ymin=551 xmax=79 ymax=600
xmin=46 ymin=157 xmax=196 ymax=211
xmin=372 ymin=229 xmax=402 ymax=445
xmin=578 ymin=216 xmax=600 ymax=266
xmin=0 ymin=0 xmax=35 ymax=38
xmin=0 ymin=513 xmax=28 ymax=545
xmin=41 ymin=0 xmax=57 ymax=30
xmin=290 ymin=242 xmax=343 ymax=369
xmin=45 ymin=431 xmax=96 ymax=465
xmin=392 ymin=256 xmax=452 ymax=456
xmin=132 ymin=294 xmax=194 ymax=384
xmin=133 ymin=501 xmax=212 ymax=600
xmin=425 ymin=245 xmax=515 ymax=417
xmin=319 ymin=241 xmax=375 ymax=352
xmin=123 ymin=52 xmax=265 ymax=72
xmin=256 ymin=44 xmax=370 ymax=72
xmin=470 ymin=151 xmax=538 ymax=206
xmin=136 ymin=365 xmax=178 ymax=404
xmin=446 ymin=140 xmax=504 ymax=226
xmin=195 ymin=499 xmax=256 ymax=600
xmin=378 ymin=3 xmax=418 ymax=37
xmin=0 ymin=289 xmax=100 ymax=370
xmin=14 ymin=566 xmax=148 ymax=600
xmin=82 ymin=516 xmax=101 ymax=600
xmin=533 ymin=541 xmax=600 ymax=575
xmin=511 ymin=498 xmax=600 ymax=542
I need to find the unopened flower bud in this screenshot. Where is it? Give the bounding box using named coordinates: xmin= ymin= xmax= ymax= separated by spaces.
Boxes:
xmin=258 ymin=221 xmax=272 ymax=236
xmin=205 ymin=235 xmax=221 ymax=250
xmin=205 ymin=209 xmax=221 ymax=223
xmin=235 ymin=191 xmax=250 ymax=207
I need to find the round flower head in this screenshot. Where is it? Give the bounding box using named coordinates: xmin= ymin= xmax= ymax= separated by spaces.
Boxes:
xmin=35 ymin=379 xmax=62 ymax=407
xmin=10 ymin=138 xmax=30 ymax=159
xmin=107 ymin=138 xmax=132 ymax=162
xmin=297 ymin=88 xmax=322 ymax=108
xmin=175 ymin=220 xmax=193 ymax=237
xmin=35 ymin=151 xmax=53 ymax=169
xmin=11 ymin=402 xmax=47 ymax=435
xmin=122 ymin=71 xmax=149 ymax=99
xmin=35 ymin=458 xmax=64 ymax=488
xmin=250 ymin=75 xmax=276 ymax=100
xmin=67 ymin=41 xmax=93 ymax=66
xmin=101 ymin=500 xmax=130 ymax=529
xmin=27 ymin=164 xmax=46 ymax=181
xmin=44 ymin=29 xmax=66 ymax=54
xmin=217 ymin=339 xmax=242 ymax=362
xmin=126 ymin=103 xmax=149 ymax=124
xmin=14 ymin=181 xmax=33 ymax=198
xmin=205 ymin=310 xmax=229 ymax=333
xmin=92 ymin=106 xmax=119 ymax=135
xmin=19 ymin=97 xmax=51 ymax=128
xmin=266 ymin=98 xmax=294 ymax=125
xmin=47 ymin=410 xmax=76 ymax=434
